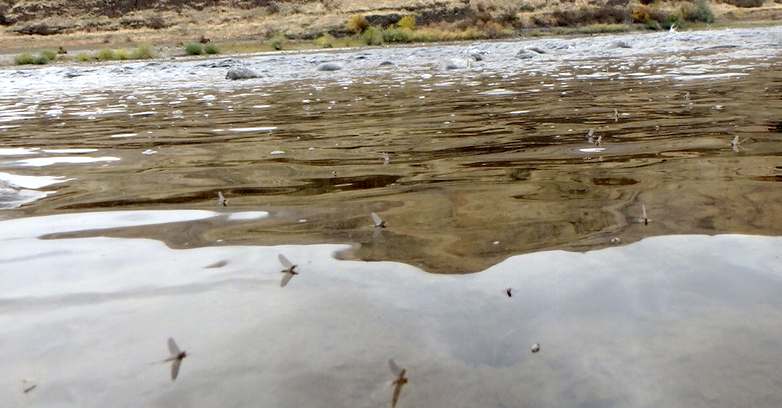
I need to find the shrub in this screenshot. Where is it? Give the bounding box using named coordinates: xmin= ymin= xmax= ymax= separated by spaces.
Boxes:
xmin=632 ymin=5 xmax=652 ymax=22
xmin=267 ymin=33 xmax=286 ymax=50
xmin=382 ymin=27 xmax=414 ymax=43
xmin=664 ymin=10 xmax=682 ymax=29
xmin=14 ymin=53 xmax=36 ymax=65
xmin=397 ymin=15 xmax=416 ymax=30
xmin=204 ymin=44 xmax=219 ymax=54
xmin=39 ymin=49 xmax=57 ymax=62
xmin=76 ymin=52 xmax=92 ymax=62
xmin=115 ymin=48 xmax=130 ymax=60
xmin=185 ymin=43 xmax=203 ymax=55
xmin=314 ymin=33 xmax=337 ymax=48
xmin=645 ymin=19 xmax=662 ymax=29
xmin=347 ymin=13 xmax=368 ymax=33
xmin=361 ymin=25 xmax=384 ymax=45
xmin=94 ymin=48 xmax=116 ymax=61
xmin=683 ymin=0 xmax=714 ymax=22
xmin=130 ymin=43 xmax=155 ymax=59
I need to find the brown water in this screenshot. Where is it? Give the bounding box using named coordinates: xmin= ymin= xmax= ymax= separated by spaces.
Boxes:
xmin=2 ymin=40 xmax=782 ymax=274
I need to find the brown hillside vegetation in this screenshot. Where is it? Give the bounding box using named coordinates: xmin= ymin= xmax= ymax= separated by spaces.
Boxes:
xmin=0 ymin=0 xmax=781 ymax=50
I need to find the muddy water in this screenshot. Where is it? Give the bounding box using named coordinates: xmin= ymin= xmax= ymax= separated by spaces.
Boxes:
xmin=1 ymin=28 xmax=782 ymax=273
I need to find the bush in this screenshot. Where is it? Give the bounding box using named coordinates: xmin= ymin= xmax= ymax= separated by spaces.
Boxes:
xmin=185 ymin=43 xmax=203 ymax=55
xmin=204 ymin=44 xmax=219 ymax=54
xmin=347 ymin=13 xmax=368 ymax=33
xmin=382 ymin=27 xmax=414 ymax=43
xmin=39 ymin=49 xmax=57 ymax=62
xmin=95 ymin=48 xmax=117 ymax=61
xmin=130 ymin=43 xmax=155 ymax=59
xmin=267 ymin=33 xmax=286 ymax=50
xmin=115 ymin=48 xmax=130 ymax=60
xmin=683 ymin=0 xmax=714 ymax=22
xmin=314 ymin=33 xmax=337 ymax=48
xmin=76 ymin=52 xmax=92 ymax=62
xmin=397 ymin=15 xmax=416 ymax=30
xmin=361 ymin=25 xmax=384 ymax=45
xmin=14 ymin=53 xmax=36 ymax=65
xmin=723 ymin=0 xmax=764 ymax=7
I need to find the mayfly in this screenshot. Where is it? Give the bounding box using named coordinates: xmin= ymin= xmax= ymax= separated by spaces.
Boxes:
xmin=614 ymin=108 xmax=619 ymax=122
xmin=164 ymin=338 xmax=187 ymax=380
xmin=595 ymin=135 xmax=602 ymax=146
xmin=531 ymin=343 xmax=540 ymax=353
xmin=731 ymin=135 xmax=748 ymax=153
xmin=371 ymin=213 xmax=387 ymax=228
xmin=389 ymin=359 xmax=408 ymax=408
xmin=506 ymin=287 xmax=513 ymax=297
xmin=22 ymin=379 xmax=36 ymax=393
xmin=278 ymin=253 xmax=299 ymax=287
xmin=586 ymin=128 xmax=595 ymax=144
xmin=216 ymin=191 xmax=227 ymax=206
xmin=638 ymin=205 xmax=650 ymax=226
xmin=382 ymin=152 xmax=390 ymax=166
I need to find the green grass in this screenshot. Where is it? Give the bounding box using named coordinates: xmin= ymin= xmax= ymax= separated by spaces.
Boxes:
xmin=94 ymin=48 xmax=117 ymax=61
xmin=39 ymin=49 xmax=57 ymax=62
xmin=266 ymin=34 xmax=286 ymax=50
xmin=185 ymin=43 xmax=203 ymax=55
xmin=115 ymin=48 xmax=130 ymax=60
xmin=76 ymin=52 xmax=92 ymax=62
xmin=130 ymin=43 xmax=155 ymax=59
xmin=204 ymin=44 xmax=219 ymax=54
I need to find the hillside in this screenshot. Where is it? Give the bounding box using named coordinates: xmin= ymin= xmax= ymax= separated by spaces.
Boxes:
xmin=1 ymin=0 xmax=781 ymax=50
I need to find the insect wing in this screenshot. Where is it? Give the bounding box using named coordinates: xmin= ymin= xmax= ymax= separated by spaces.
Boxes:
xmin=388 ymin=359 xmax=403 ymax=376
xmin=278 ymin=254 xmax=294 ymax=269
xmin=587 ymin=128 xmax=594 ymax=138
xmin=168 ymin=338 xmax=181 ymax=356
xmin=642 ymin=205 xmax=647 ymax=220
xmin=281 ymin=272 xmax=294 ymax=287
xmin=371 ymin=213 xmax=384 ymax=227
xmin=171 ymin=358 xmax=182 ymax=380
xmin=732 ymin=135 xmax=739 ymax=146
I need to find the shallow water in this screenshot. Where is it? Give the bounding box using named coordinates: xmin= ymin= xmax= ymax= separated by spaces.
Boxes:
xmin=1 ymin=27 xmax=782 ymax=407
xmin=2 ymin=27 xmax=782 ymax=272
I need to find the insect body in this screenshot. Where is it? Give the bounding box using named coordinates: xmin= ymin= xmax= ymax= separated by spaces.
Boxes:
xmin=164 ymin=338 xmax=187 ymax=380
xmin=389 ymin=359 xmax=408 ymax=408
xmin=278 ymin=254 xmax=299 ymax=287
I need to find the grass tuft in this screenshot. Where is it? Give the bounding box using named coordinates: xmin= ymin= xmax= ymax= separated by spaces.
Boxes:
xmin=361 ymin=25 xmax=384 ymax=45
xmin=94 ymin=48 xmax=117 ymax=61
xmin=267 ymin=33 xmax=286 ymax=50
xmin=39 ymin=49 xmax=57 ymax=62
xmin=76 ymin=52 xmax=92 ymax=62
xmin=204 ymin=44 xmax=219 ymax=54
xmin=185 ymin=43 xmax=203 ymax=55
xmin=397 ymin=15 xmax=416 ymax=30
xmin=130 ymin=43 xmax=155 ymax=59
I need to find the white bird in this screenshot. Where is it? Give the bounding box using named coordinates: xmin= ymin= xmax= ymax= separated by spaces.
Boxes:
xmin=216 ymin=191 xmax=227 ymax=206
xmin=669 ymin=22 xmax=678 ymax=33
xmin=638 ymin=205 xmax=650 ymax=226
xmin=278 ymin=254 xmax=298 ymax=287
xmin=389 ymin=359 xmax=408 ymax=408
xmin=371 ymin=212 xmax=386 ymax=228
xmin=163 ymin=338 xmax=187 ymax=380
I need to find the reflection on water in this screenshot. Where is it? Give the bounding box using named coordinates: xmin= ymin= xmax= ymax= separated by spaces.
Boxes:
xmin=0 ymin=211 xmax=781 ymax=407
xmin=4 ymin=28 xmax=782 ymax=271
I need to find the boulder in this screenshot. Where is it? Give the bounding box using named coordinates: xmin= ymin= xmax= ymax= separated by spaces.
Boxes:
xmin=316 ymin=62 xmax=343 ymax=71
xmin=226 ymin=67 xmax=260 ymax=80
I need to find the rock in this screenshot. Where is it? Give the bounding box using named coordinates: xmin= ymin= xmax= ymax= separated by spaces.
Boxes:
xmin=440 ymin=58 xmax=472 ymax=70
xmin=198 ymin=58 xmax=244 ymax=68
xmin=316 ymin=62 xmax=343 ymax=71
xmin=527 ymin=46 xmax=547 ymax=54
xmin=379 ymin=60 xmax=395 ymax=66
xmin=516 ymin=49 xmax=536 ymax=59
xmin=226 ymin=67 xmax=260 ymax=80
xmin=614 ymin=40 xmax=632 ymax=49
